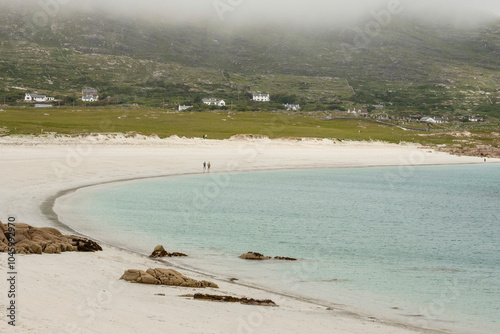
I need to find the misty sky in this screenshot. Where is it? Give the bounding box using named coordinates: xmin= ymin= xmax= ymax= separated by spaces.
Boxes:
xmin=77 ymin=0 xmax=500 ymax=20
xmin=3 ymin=0 xmax=500 ymax=25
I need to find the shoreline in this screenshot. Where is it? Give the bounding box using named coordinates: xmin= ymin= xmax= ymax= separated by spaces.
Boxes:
xmin=1 ymin=135 xmax=497 ymax=333
xmin=49 ymin=173 xmax=447 ymax=334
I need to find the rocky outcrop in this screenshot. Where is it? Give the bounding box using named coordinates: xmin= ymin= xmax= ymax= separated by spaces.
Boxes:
xmin=192 ymin=294 xmax=277 ymax=306
xmin=0 ymin=222 xmax=102 ymax=254
xmin=149 ymin=245 xmax=188 ymax=258
xmin=437 ymin=144 xmax=500 ymax=159
xmin=120 ymin=268 xmax=218 ymax=288
xmin=274 ymin=256 xmax=297 ymax=261
xmin=73 ymin=237 xmax=103 ymax=252
xmin=120 ymin=269 xmax=159 ymax=285
xmin=239 ymin=252 xmax=297 ymax=261
xmin=239 ymin=252 xmax=271 ymax=260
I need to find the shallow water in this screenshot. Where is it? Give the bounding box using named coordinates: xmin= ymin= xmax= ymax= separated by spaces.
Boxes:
xmin=57 ymin=164 xmax=500 ymax=333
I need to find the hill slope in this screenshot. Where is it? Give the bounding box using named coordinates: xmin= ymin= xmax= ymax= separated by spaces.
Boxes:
xmin=0 ymin=8 xmax=499 ymax=114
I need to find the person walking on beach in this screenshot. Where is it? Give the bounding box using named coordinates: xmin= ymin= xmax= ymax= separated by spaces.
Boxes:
xmin=207 ymin=161 xmax=211 ymax=171
xmin=203 ymin=161 xmax=207 ymax=170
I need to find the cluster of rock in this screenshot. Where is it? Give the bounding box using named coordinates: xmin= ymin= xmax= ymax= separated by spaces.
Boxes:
xmin=0 ymin=222 xmax=102 ymax=254
xmin=191 ymin=293 xmax=277 ymax=306
xmin=274 ymin=256 xmax=298 ymax=261
xmin=438 ymin=145 xmax=500 ymax=159
xmin=120 ymin=268 xmax=218 ymax=288
xmin=239 ymin=252 xmax=297 ymax=261
xmin=149 ymin=245 xmax=187 ymax=258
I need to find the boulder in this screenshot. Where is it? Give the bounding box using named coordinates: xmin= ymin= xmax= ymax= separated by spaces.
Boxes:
xmin=239 ymin=252 xmax=271 ymax=260
xmin=149 ymin=245 xmax=188 ymax=258
xmin=239 ymin=252 xmax=297 ymax=261
xmin=274 ymin=256 xmax=297 ymax=261
xmin=43 ymin=244 xmax=59 ymax=254
xmin=29 ymin=242 xmax=43 ymax=255
xmin=120 ymin=268 xmax=218 ymax=288
xmin=192 ymin=293 xmax=277 ymax=306
xmin=0 ymin=222 xmax=102 ymax=255
xmin=71 ymin=236 xmax=102 ymax=252
xmin=149 ymin=245 xmax=169 ymax=258
xmin=39 ymin=227 xmax=63 ymax=236
xmin=170 ymin=252 xmax=188 ymax=257
xmin=120 ymin=269 xmax=159 ymax=285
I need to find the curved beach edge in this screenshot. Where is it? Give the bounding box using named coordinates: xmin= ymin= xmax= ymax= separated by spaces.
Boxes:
xmin=2 ymin=135 xmax=492 ymax=333
xmin=44 ymin=176 xmax=447 ymax=334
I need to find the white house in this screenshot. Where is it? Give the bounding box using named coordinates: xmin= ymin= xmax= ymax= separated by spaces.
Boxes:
xmin=82 ymin=88 xmax=99 ymax=102
xmin=347 ymin=108 xmax=368 ymax=116
xmin=179 ymin=105 xmax=193 ymax=111
xmin=25 ymin=93 xmax=54 ymax=102
xmin=420 ymin=117 xmax=434 ymax=123
xmin=202 ymin=98 xmax=225 ymax=107
xmin=469 ymin=116 xmax=483 ymax=122
xmin=283 ymin=103 xmax=300 ymax=111
xmin=252 ymin=93 xmax=270 ymax=102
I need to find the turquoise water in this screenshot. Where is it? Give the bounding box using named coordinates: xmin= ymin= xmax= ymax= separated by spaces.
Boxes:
xmin=59 ymin=165 xmax=500 ymax=333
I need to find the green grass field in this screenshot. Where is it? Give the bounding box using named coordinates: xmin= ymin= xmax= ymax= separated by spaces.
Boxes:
xmin=1 ymin=108 xmax=499 ymax=149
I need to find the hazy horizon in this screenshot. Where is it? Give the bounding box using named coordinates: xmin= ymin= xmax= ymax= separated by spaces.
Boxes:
xmin=2 ymin=0 xmax=499 ymax=28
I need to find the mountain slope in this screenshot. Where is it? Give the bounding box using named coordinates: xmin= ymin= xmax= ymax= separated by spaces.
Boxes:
xmin=0 ymin=8 xmax=499 ymax=114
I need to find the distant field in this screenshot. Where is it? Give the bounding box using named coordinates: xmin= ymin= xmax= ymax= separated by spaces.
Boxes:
xmin=0 ymin=108 xmax=499 ymax=148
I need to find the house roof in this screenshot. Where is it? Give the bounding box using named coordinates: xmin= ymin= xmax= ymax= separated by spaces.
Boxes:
xmin=203 ymin=98 xmax=224 ymax=103
xmin=27 ymin=93 xmax=46 ymax=98
xmin=253 ymin=93 xmax=269 ymax=97
xmin=82 ymin=89 xmax=98 ymax=95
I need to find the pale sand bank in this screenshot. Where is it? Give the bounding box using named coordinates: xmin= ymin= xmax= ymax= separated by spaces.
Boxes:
xmin=1 ymin=135 xmax=496 ymax=333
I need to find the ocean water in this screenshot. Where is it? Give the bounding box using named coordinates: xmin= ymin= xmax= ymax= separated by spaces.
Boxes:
xmin=57 ymin=165 xmax=500 ymax=333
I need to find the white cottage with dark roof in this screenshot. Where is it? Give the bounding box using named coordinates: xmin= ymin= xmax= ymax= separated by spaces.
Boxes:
xmin=252 ymin=93 xmax=270 ymax=102
xmin=25 ymin=93 xmax=54 ymax=102
xmin=82 ymin=88 xmax=99 ymax=102
xmin=202 ymin=98 xmax=225 ymax=107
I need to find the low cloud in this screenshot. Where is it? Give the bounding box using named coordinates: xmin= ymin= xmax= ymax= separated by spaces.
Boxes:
xmin=2 ymin=0 xmax=499 ymax=27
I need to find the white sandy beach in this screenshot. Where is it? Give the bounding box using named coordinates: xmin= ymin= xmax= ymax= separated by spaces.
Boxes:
xmin=0 ymin=134 xmax=496 ymax=334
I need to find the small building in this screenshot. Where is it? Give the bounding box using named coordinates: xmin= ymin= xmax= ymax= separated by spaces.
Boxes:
xmin=25 ymin=93 xmax=53 ymax=102
xmin=421 ymin=116 xmax=447 ymax=124
xmin=420 ymin=116 xmax=435 ymax=123
xmin=469 ymin=116 xmax=483 ymax=122
xmin=283 ymin=104 xmax=300 ymax=111
xmin=372 ymin=104 xmax=385 ymax=110
xmin=202 ymin=98 xmax=225 ymax=107
xmin=179 ymin=105 xmax=193 ymax=111
xmin=347 ymin=108 xmax=368 ymax=116
xmin=252 ymin=93 xmax=270 ymax=102
xmin=434 ymin=117 xmax=447 ymax=124
xmin=82 ymin=88 xmax=99 ymax=102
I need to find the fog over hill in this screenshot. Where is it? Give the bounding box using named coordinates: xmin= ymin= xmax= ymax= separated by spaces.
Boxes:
xmin=0 ymin=0 xmax=499 ymax=114
xmin=2 ymin=0 xmax=500 ymax=27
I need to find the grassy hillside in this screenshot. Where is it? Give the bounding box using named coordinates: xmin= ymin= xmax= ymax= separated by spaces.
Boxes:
xmin=0 ymin=8 xmax=499 ymax=116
